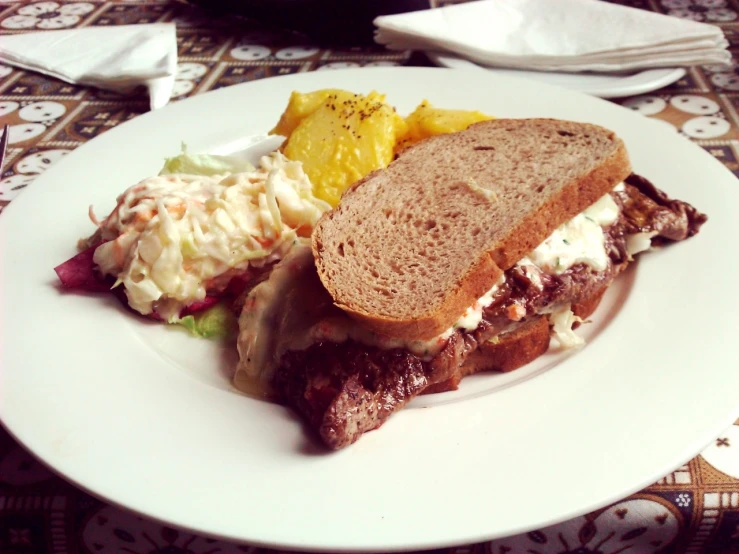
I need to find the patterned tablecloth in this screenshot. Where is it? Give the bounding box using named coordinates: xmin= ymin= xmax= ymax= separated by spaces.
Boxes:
xmin=1 ymin=0 xmax=738 ymax=552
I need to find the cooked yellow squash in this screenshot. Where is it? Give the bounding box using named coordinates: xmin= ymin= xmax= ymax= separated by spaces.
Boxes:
xmin=279 ymin=90 xmax=407 ymax=207
xmin=396 ymin=100 xmax=494 ymax=153
xmin=272 ymin=90 xmax=495 ymax=206
xmin=270 ymin=89 xmax=346 ymax=138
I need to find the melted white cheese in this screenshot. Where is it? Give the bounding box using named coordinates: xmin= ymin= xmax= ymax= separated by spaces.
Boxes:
xmin=310 ymin=319 xmax=455 ymax=359
xmin=626 ymin=231 xmax=657 ymax=256
xmin=311 ymin=276 xmax=506 ymax=359
xmin=526 ymin=192 xmax=619 ymax=275
xmin=453 ymin=275 xmax=506 ymax=331
xmin=516 ymin=257 xmax=544 ymax=289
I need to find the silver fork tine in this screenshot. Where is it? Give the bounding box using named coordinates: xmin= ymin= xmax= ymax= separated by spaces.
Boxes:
xmin=0 ymin=125 xmax=9 ymax=172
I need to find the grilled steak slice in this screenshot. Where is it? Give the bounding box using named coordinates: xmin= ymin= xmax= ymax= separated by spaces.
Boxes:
xmin=272 ymin=175 xmax=706 ymax=450
xmin=277 ymin=343 xmax=428 ymax=449
xmin=620 ymin=174 xmax=707 ymax=242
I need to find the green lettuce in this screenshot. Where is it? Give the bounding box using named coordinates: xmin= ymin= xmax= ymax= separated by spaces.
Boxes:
xmin=175 ymin=302 xmax=237 ymax=339
xmin=160 ymin=144 xmax=254 ymax=176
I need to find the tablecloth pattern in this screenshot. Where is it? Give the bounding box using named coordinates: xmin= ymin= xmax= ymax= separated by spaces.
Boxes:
xmin=0 ymin=1 xmax=737 ymax=552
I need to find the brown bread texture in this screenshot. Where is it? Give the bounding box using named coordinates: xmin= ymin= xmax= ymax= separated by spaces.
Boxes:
xmin=422 ymin=317 xmax=551 ymax=395
xmin=312 ymin=118 xmax=631 ymax=340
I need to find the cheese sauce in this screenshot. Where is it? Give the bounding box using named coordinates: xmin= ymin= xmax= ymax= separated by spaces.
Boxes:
xmin=526 ymin=191 xmax=620 ymax=275
xmin=453 ymin=276 xmax=506 ymax=331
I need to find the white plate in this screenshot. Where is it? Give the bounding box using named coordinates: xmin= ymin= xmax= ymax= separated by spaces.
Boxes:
xmin=1 ymin=67 xmax=737 ymax=552
xmin=427 ymin=52 xmax=686 ymax=98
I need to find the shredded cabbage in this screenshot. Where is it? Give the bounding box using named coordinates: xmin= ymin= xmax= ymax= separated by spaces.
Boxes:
xmin=91 ymin=151 xmax=328 ymax=321
xmin=550 ymin=304 xmax=585 ymax=349
xmin=264 ymin=168 xmax=284 ymax=233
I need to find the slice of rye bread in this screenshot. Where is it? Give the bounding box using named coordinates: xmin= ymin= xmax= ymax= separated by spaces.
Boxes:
xmin=423 ymin=285 xmax=609 ymax=394
xmin=312 ymin=118 xmax=631 ymax=341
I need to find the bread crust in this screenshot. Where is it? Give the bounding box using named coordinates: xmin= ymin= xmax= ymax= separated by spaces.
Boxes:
xmin=312 ymin=119 xmax=631 ymax=341
xmin=422 ymin=317 xmax=551 ymax=395
xmin=329 ymin=252 xmax=503 ymax=341
xmin=489 ymin=136 xmax=630 ymax=269
xmin=572 ymin=286 xmax=607 ymax=322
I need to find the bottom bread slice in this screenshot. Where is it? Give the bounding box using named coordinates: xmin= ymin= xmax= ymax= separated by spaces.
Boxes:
xmin=423 ymin=286 xmax=608 ymax=394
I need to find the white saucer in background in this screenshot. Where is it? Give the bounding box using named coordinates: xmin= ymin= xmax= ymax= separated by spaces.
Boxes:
xmin=426 ymin=52 xmax=686 ymax=99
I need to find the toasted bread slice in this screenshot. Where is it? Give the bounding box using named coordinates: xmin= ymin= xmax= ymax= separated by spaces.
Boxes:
xmin=422 ymin=317 xmax=551 ymax=395
xmin=424 ymin=286 xmax=609 ymax=394
xmin=571 ymin=286 xmax=607 ymax=323
xmin=312 ymin=118 xmax=631 ymax=341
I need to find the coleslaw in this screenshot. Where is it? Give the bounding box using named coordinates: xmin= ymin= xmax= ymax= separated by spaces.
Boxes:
xmin=84 ymin=151 xmax=330 ymax=322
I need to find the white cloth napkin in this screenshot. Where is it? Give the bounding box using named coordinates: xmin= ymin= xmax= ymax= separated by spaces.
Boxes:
xmin=374 ymin=0 xmax=731 ymax=72
xmin=0 ymin=23 xmax=177 ymax=110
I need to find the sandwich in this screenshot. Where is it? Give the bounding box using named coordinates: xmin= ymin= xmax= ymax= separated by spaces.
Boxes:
xmin=235 ymin=118 xmax=707 ymax=449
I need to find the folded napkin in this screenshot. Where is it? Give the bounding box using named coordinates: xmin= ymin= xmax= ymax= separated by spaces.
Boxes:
xmin=374 ymin=0 xmax=731 ymax=72
xmin=0 ymin=23 xmax=177 ymax=110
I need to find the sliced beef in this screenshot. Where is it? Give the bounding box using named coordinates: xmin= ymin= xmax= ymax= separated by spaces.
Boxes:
xmin=618 ymin=175 xmax=707 ymax=242
xmin=273 ymin=175 xmax=707 ymax=450
xmin=277 ymin=343 xmax=429 ymax=449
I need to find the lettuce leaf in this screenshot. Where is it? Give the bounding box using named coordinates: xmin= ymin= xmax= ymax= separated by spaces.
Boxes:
xmin=159 ymin=144 xmax=254 ymax=176
xmin=175 ymin=302 xmax=237 ymax=339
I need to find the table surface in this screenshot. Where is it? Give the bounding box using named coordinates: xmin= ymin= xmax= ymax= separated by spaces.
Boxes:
xmin=1 ymin=1 xmax=738 ymax=553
